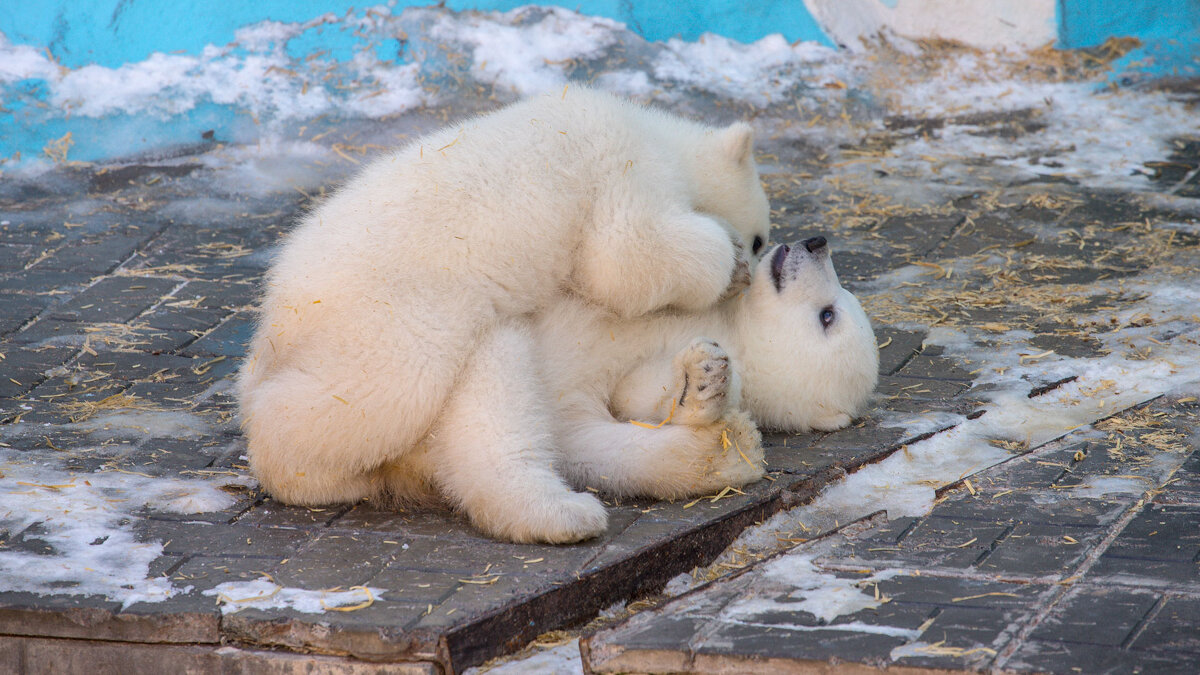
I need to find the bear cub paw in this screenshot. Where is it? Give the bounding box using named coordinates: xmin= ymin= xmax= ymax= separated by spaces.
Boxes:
xmin=700 ymin=410 xmax=766 ymax=490
xmin=675 ymin=338 xmax=732 ymax=425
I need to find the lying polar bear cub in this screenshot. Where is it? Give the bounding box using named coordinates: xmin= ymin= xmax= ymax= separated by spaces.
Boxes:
xmin=535 ymin=235 xmax=879 ymax=506
xmin=333 ymin=237 xmax=876 ymax=544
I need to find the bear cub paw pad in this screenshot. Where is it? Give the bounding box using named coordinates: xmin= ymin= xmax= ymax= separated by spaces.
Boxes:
xmin=677 ymin=338 xmax=731 ymax=425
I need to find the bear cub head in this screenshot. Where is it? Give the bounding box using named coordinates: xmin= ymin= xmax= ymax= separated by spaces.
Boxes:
xmin=693 ymin=122 xmax=772 ymax=258
xmin=737 ymin=236 xmax=879 ymax=432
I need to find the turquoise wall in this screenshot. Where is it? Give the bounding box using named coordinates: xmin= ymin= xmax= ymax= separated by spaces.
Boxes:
xmin=1057 ymin=0 xmax=1200 ymax=80
xmin=1 ymin=1 xmax=1196 ymax=165
xmin=2 ymin=1 xmax=1195 ymax=74
xmin=0 ymin=1 xmax=831 ymax=70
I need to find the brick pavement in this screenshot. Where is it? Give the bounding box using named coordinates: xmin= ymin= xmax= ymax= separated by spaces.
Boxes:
xmin=2 ymin=59 xmax=1199 ymax=675
xmin=585 ymin=397 xmax=1200 ymax=674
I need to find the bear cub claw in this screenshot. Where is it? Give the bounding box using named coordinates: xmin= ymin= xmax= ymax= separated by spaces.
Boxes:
xmin=676 ymin=338 xmax=731 ymax=425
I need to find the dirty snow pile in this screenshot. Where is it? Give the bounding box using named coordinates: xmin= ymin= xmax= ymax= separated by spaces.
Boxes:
xmin=203 ymin=576 xmax=385 ymax=615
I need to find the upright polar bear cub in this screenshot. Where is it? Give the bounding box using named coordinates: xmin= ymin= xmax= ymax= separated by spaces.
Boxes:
xmin=239 ymin=87 xmax=772 ymax=543
xmin=539 ymin=236 xmax=879 ymax=505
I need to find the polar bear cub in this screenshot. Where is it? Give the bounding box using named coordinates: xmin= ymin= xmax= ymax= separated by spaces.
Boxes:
xmin=239 ymin=87 xmax=772 ymax=543
xmin=537 ymin=236 xmax=879 ymax=502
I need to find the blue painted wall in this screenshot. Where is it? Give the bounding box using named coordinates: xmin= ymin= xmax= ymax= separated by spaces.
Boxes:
xmin=3 ymin=1 xmax=1196 ymax=73
xmin=0 ymin=1 xmax=831 ymax=70
xmin=1057 ymin=0 xmax=1200 ymax=80
xmin=1 ymin=1 xmax=1197 ymax=165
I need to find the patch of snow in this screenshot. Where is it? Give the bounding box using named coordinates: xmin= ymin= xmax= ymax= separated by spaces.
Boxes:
xmin=74 ymin=410 xmax=211 ymax=439
xmin=468 ymin=640 xmax=583 ymax=675
xmin=0 ymin=36 xmax=60 ymax=83
xmin=720 ymin=555 xmax=904 ymax=625
xmin=0 ymin=450 xmax=242 ymax=608
xmin=203 ymin=577 xmax=385 ymax=615
xmin=3 ymin=409 xmax=211 ymax=442
xmin=880 ymin=60 xmax=1199 ymax=192
xmin=655 ymin=33 xmax=837 ymax=105
xmin=431 ymin=7 xmax=623 ymax=96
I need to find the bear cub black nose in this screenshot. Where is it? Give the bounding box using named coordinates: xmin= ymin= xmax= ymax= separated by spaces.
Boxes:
xmin=803 ymin=236 xmax=827 ymax=253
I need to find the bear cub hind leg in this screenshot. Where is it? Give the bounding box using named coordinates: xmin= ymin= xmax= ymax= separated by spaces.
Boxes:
xmin=417 ymin=321 xmax=608 ymax=544
xmin=560 ymin=338 xmax=764 ymax=499
xmin=670 ymin=339 xmax=764 ymax=491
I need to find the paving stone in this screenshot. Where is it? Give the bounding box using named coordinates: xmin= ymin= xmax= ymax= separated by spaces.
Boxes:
xmin=0 ymin=344 xmax=76 ymax=399
xmin=0 ymin=293 xmax=48 ymax=335
xmin=1106 ymin=503 xmax=1200 ymax=564
xmin=5 ymin=318 xmax=89 ymax=345
xmin=181 ymin=313 xmax=255 ymax=357
xmin=1158 ymin=449 xmax=1200 ymax=506
xmin=1007 ymin=639 xmax=1188 ymax=674
xmin=271 ymin=533 xmax=406 ymax=589
xmin=332 ymin=503 xmax=475 ymax=537
xmin=75 ymin=350 xmax=198 ymax=381
xmin=164 ymin=554 xmax=287 ymax=587
xmin=875 ymin=327 xmax=927 ymax=376
xmin=0 ymin=266 xmax=97 ymax=295
xmin=877 ymin=373 xmax=973 ymax=403
xmin=219 ymin=601 xmax=442 ymax=663
xmin=174 ymin=279 xmax=260 ymax=310
xmin=1091 ymin=503 xmax=1200 ymax=586
xmin=238 ymin=501 xmax=350 ymax=529
xmin=116 ymin=438 xmax=225 ymax=476
xmin=936 ymin=490 xmax=1131 ymax=530
xmin=9 ymin=317 xmax=196 ymax=353
xmin=8 ymin=635 xmax=437 ymax=674
xmin=0 ymin=243 xmax=37 ymax=273
xmin=1032 ymin=585 xmax=1159 ymax=649
xmin=890 ymin=344 xmax=975 ymax=381
xmin=888 ymin=607 xmax=1011 ymax=671
xmin=0 ymin=590 xmax=218 ymax=644
xmin=141 ymin=305 xmax=229 ymax=333
xmin=872 ymin=215 xmax=967 ymax=258
xmin=1131 ymin=595 xmax=1200 ymax=654
xmin=367 ymin=567 xmax=463 ymax=606
xmin=35 ymin=233 xmax=147 ymax=274
xmin=46 ymin=276 xmax=177 ymax=324
xmin=828 ymin=514 xmax=1010 ymax=571
xmin=135 ymin=519 xmax=313 ymax=558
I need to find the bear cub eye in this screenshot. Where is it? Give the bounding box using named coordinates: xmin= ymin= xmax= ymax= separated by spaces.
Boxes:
xmin=819 ymin=305 xmax=836 ymax=329
xmin=752 ymin=235 xmax=764 ymax=255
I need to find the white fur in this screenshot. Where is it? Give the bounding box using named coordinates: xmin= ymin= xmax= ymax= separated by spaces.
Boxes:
xmin=238 ymin=87 xmax=772 ymax=543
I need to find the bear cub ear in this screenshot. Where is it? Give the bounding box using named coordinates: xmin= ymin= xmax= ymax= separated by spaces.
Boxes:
xmin=719 ymin=122 xmax=755 ymax=166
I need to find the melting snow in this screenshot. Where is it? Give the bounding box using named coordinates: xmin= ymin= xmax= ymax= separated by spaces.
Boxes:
xmin=203 ymin=577 xmax=385 ymax=615
xmin=719 ymin=555 xmax=905 ymax=626
xmin=0 ymin=450 xmax=242 ymax=608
